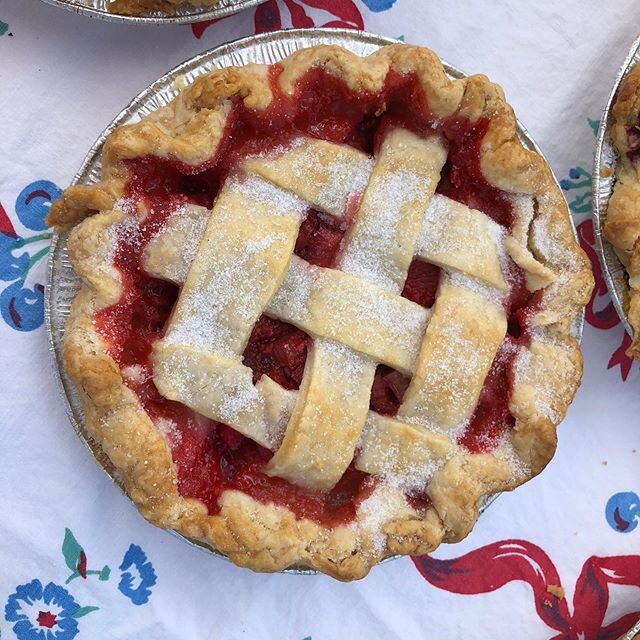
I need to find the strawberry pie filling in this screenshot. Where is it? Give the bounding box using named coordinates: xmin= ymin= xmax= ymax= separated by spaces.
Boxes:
xmin=95 ymin=65 xmax=537 ymax=526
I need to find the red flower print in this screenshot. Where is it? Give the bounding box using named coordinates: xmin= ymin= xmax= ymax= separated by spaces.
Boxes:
xmin=296 ymin=0 xmax=364 ymax=28
xmin=576 ymin=219 xmax=635 ymax=380
xmin=77 ymin=550 xmax=87 ymax=579
xmin=255 ymin=0 xmax=282 ymax=32
xmin=608 ymin=332 xmax=634 ymax=381
xmin=255 ymin=0 xmax=364 ymax=33
xmin=193 ymin=0 xmax=364 ymax=39
xmin=577 ymin=219 xmax=619 ymax=331
xmin=0 ymin=201 xmax=16 ymax=237
xmin=36 ymin=611 xmax=57 ymax=628
xmin=413 ymin=540 xmax=640 ymax=640
xmin=191 ymin=17 xmax=223 ymax=39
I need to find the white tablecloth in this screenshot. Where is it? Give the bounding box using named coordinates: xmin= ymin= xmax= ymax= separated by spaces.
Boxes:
xmin=1 ymin=1 xmax=639 ymax=638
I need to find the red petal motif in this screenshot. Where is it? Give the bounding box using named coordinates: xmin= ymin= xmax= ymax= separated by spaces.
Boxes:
xmin=300 ymin=0 xmax=364 ymax=28
xmin=0 ymin=201 xmax=16 ymax=237
xmin=255 ymin=0 xmax=282 ymax=33
xmin=190 ymin=18 xmax=222 ymax=39
xmin=414 ymin=542 xmax=640 ymax=638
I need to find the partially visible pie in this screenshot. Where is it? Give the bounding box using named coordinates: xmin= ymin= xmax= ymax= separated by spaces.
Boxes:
xmin=108 ymin=0 xmax=219 ymax=16
xmin=48 ymin=44 xmax=593 ymax=580
xmin=604 ymin=64 xmax=640 ymax=360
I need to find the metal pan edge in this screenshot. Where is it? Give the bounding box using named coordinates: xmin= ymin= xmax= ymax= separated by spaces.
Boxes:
xmin=621 ymin=618 xmax=640 ymax=640
xmin=47 ymin=27 xmax=584 ymax=576
xmin=38 ymin=0 xmax=267 ymax=25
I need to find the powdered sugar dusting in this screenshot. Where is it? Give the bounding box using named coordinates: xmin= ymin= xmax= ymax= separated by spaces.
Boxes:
xmin=266 ymin=256 xmax=315 ymax=323
xmin=447 ymin=271 xmax=505 ymax=306
xmin=315 ymin=152 xmax=373 ymax=216
xmin=491 ymin=433 xmax=530 ymax=481
xmin=238 ymin=173 xmax=308 ymax=216
xmin=143 ymin=204 xmax=209 ymax=283
xmin=353 ymin=483 xmax=411 ymax=555
xmin=400 ymin=317 xmax=483 ymax=432
xmin=417 ymin=194 xmax=509 ymax=291
xmin=512 ymin=340 xmax=560 ymax=424
xmin=333 ymin=283 xmax=427 ymax=369
xmin=121 ymin=364 xmax=148 ymax=384
xmin=246 ymin=137 xmax=374 ymax=217
xmin=524 ymin=194 xmax=575 ymax=271
xmin=318 ymin=339 xmax=369 ymax=393
xmin=163 ymin=234 xmax=286 ymax=356
xmin=340 ymin=169 xmax=422 ymax=292
xmin=163 ymin=175 xmax=306 ymax=356
xmin=112 ymin=196 xmax=137 ymax=217
xmin=153 ymin=347 xmax=277 ymax=450
xmin=267 ymin=257 xmax=427 ymax=371
xmin=155 ymin=417 xmax=183 ymax=445
xmin=357 ymin=416 xmax=445 ymax=490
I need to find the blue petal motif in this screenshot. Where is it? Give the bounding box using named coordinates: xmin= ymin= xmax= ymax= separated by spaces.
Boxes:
xmin=361 ymin=0 xmax=396 ymax=12
xmin=0 ymin=281 xmax=45 ymax=331
xmin=5 ymin=579 xmax=44 ymax=622
xmin=0 ymin=232 xmax=29 ymax=282
xmin=42 ymin=583 xmax=79 ymax=618
xmin=15 ymin=181 xmax=62 ymax=232
xmin=5 ymin=579 xmax=80 ymax=640
xmin=606 ymin=491 xmax=640 ymax=533
xmin=118 ymin=544 xmax=157 ymax=605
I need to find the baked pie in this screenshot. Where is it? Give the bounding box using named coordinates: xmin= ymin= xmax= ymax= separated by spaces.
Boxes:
xmin=48 ymin=44 xmax=593 ymax=580
xmin=604 ymin=64 xmax=640 ymax=359
xmin=108 ymin=0 xmax=219 ymax=16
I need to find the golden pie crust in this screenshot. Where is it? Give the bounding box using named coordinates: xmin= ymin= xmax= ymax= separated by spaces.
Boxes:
xmin=108 ymin=0 xmax=219 ymax=16
xmin=48 ymin=44 xmax=593 ymax=580
xmin=603 ymin=64 xmax=640 ymax=359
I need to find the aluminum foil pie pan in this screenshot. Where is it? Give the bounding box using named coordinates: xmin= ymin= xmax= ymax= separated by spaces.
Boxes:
xmin=46 ymin=27 xmax=585 ymax=575
xmin=39 ymin=0 xmax=266 ymax=25
xmin=622 ymin=618 xmax=640 ymax=640
xmin=592 ymin=33 xmax=640 ymax=337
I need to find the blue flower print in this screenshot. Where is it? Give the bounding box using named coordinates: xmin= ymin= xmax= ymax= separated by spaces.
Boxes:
xmin=118 ymin=545 xmax=157 ymax=605
xmin=606 ymin=491 xmax=640 ymax=533
xmin=0 ymin=280 xmax=45 ymax=332
xmin=0 ymin=231 xmax=31 ymax=282
xmin=15 ymin=180 xmax=62 ymax=232
xmin=361 ymin=0 xmax=396 ymax=12
xmin=0 ymin=180 xmax=58 ymax=331
xmin=5 ymin=579 xmax=80 ymax=640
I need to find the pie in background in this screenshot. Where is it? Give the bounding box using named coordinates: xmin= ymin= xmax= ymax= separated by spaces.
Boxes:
xmin=108 ymin=0 xmax=220 ymax=16
xmin=604 ymin=63 xmax=640 ymax=360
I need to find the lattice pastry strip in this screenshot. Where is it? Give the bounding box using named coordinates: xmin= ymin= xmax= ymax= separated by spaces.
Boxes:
xmin=243 ymin=137 xmax=374 ymax=217
xmin=265 ymin=339 xmax=377 ymax=490
xmin=267 ymin=256 xmax=429 ymax=374
xmin=339 ymin=129 xmax=448 ymax=292
xmin=416 ymin=194 xmax=507 ymax=290
xmin=356 ymin=414 xmax=451 ymax=479
xmin=161 ymin=175 xmax=307 ymax=355
xmin=153 ymin=343 xmax=287 ymax=449
xmin=397 ymin=279 xmax=507 ymax=431
xmin=266 ymin=129 xmax=447 ymax=489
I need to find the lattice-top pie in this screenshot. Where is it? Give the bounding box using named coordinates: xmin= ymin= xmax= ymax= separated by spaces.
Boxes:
xmin=108 ymin=0 xmax=219 ymax=16
xmin=604 ymin=64 xmax=640 ymax=360
xmin=48 ymin=44 xmax=593 ymax=580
